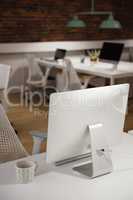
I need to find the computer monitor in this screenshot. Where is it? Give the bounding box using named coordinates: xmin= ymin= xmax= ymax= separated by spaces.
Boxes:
xmin=46 ymin=84 xmax=129 ymax=164
xmin=54 ymin=49 xmax=66 ymax=61
xmin=99 ymin=42 xmax=124 ymax=63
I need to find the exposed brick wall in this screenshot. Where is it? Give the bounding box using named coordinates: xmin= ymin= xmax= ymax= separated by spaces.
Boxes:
xmin=0 ymin=0 xmax=132 ymax=42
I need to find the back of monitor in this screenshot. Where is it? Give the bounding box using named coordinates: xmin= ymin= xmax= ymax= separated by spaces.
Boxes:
xmin=47 ymin=84 xmax=129 ymax=163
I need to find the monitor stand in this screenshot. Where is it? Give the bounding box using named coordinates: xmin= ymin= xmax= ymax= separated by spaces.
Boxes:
xmin=73 ymin=123 xmax=113 ymax=178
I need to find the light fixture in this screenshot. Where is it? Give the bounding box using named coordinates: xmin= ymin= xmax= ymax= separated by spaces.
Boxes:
xmin=67 ymin=16 xmax=86 ymax=28
xmin=67 ymin=0 xmax=122 ymax=29
xmin=100 ymin=14 xmax=122 ymax=29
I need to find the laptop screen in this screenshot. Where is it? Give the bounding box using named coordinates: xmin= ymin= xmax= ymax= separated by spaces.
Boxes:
xmin=99 ymin=42 xmax=124 ymax=63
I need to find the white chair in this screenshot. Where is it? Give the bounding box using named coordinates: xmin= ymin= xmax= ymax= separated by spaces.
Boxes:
xmin=0 ymin=104 xmax=28 ymax=163
xmin=31 ymin=59 xmax=95 ymax=154
xmin=0 ymin=64 xmax=11 ymax=110
xmin=25 ymin=55 xmax=56 ymax=152
xmin=0 ymin=103 xmax=46 ymax=160
xmin=56 ymin=59 xmax=94 ymax=92
xmin=25 ymin=55 xmax=51 ymax=110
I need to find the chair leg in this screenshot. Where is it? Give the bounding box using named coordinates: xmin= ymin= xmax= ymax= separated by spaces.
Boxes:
xmin=29 ymin=91 xmax=34 ymax=112
xmin=43 ymin=89 xmax=46 ymax=106
xmin=32 ymin=136 xmax=44 ymax=154
xmin=23 ymin=86 xmax=30 ymax=107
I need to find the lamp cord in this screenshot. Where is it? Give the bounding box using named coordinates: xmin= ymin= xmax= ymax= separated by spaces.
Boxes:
xmin=91 ymin=0 xmax=95 ymax=12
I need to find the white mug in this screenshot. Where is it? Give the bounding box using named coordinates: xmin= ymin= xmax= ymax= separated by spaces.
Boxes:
xmin=16 ymin=160 xmax=36 ymax=184
xmin=57 ymin=59 xmax=64 ymax=65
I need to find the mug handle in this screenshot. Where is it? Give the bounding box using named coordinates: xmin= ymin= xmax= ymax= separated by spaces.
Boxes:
xmin=34 ymin=161 xmax=39 ymax=175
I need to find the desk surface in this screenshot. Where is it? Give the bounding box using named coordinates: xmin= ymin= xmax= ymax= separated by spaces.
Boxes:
xmin=1 ymin=134 xmax=133 ymax=200
xmin=37 ymin=58 xmax=133 ymax=79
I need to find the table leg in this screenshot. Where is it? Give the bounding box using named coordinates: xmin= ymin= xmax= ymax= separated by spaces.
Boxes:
xmin=110 ymin=77 xmax=115 ymax=85
xmin=105 ymin=78 xmax=110 ymax=86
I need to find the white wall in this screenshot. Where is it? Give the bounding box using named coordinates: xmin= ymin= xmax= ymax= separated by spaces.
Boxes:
xmin=0 ymin=40 xmax=132 ymax=53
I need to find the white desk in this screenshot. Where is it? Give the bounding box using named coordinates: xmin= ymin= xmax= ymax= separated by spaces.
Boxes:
xmin=1 ymin=134 xmax=133 ymax=200
xmin=37 ymin=58 xmax=133 ymax=85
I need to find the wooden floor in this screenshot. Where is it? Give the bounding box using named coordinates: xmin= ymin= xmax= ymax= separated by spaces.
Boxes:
xmin=6 ymin=94 xmax=133 ymax=155
xmin=7 ymin=94 xmax=48 ymax=154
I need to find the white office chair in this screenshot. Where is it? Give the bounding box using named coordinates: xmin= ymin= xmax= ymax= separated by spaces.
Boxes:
xmin=57 ymin=59 xmax=94 ymax=92
xmin=0 ymin=64 xmax=11 ymax=111
xmin=25 ymin=55 xmax=51 ymax=110
xmin=31 ymin=59 xmax=95 ymax=154
xmin=25 ymin=55 xmax=57 ymax=153
xmin=0 ymin=101 xmax=46 ymax=159
xmin=0 ymin=104 xmax=28 ymax=163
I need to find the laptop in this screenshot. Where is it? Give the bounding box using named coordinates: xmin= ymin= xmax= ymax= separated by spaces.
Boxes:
xmin=97 ymin=42 xmax=124 ymax=70
xmin=99 ymin=42 xmax=124 ymax=64
xmin=86 ymin=42 xmax=124 ymax=70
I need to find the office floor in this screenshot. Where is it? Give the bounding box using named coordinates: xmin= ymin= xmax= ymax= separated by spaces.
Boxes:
xmin=7 ymin=94 xmax=133 ymax=155
xmin=7 ymin=94 xmax=48 ymax=154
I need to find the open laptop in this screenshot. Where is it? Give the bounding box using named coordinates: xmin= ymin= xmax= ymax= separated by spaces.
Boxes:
xmin=97 ymin=42 xmax=124 ymax=70
xmin=99 ymin=42 xmax=124 ymax=63
xmin=86 ymin=42 xmax=124 ymax=70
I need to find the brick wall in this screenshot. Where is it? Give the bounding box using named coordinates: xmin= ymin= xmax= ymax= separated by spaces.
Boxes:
xmin=0 ymin=0 xmax=133 ymax=42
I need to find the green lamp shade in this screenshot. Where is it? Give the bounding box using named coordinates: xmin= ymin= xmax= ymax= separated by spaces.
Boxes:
xmin=67 ymin=16 xmax=86 ymax=28
xmin=100 ymin=15 xmax=122 ymax=29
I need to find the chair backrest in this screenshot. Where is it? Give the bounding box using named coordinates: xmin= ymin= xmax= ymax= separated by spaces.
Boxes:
xmin=0 ymin=64 xmax=11 ymax=90
xmin=26 ymin=54 xmax=43 ymax=82
xmin=39 ymin=64 xmax=51 ymax=86
xmin=63 ymin=59 xmax=82 ymax=91
xmin=54 ymin=49 xmax=66 ymax=61
xmin=0 ymin=104 xmax=28 ymax=163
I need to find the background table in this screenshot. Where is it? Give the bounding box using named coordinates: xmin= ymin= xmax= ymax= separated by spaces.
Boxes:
xmin=37 ymin=58 xmax=133 ymax=85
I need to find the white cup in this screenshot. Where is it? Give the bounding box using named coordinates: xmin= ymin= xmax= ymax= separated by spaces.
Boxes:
xmin=57 ymin=59 xmax=64 ymax=65
xmin=16 ymin=160 xmax=36 ymax=184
